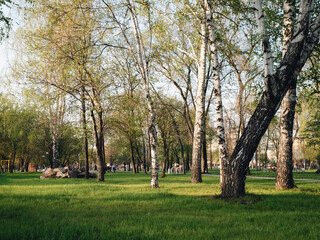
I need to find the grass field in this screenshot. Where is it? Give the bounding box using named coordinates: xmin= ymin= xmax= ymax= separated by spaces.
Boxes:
xmin=207 ymin=168 xmax=320 ymax=179
xmin=0 ymin=171 xmax=320 ymax=240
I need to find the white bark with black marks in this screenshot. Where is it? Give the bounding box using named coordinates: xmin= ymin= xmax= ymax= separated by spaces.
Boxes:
xmin=276 ymin=0 xmax=296 ymax=190
xmin=254 ymin=0 xmax=274 ymax=93
xmin=204 ymin=0 xmax=227 ymax=186
xmin=191 ymin=9 xmax=207 ymax=184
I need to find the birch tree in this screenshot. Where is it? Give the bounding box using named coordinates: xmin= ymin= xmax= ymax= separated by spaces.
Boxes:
xmin=276 ymin=0 xmax=296 ymax=189
xmin=191 ymin=3 xmax=207 ymax=183
xmin=221 ymin=0 xmax=320 ymax=198
xmin=204 ymin=0 xmax=227 ymax=185
xmin=105 ymin=0 xmax=159 ymax=187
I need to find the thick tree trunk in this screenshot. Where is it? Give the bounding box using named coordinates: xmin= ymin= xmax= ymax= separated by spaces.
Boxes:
xmin=205 ymin=0 xmax=227 ymax=185
xmin=91 ymin=109 xmax=105 ymax=181
xmin=276 ymin=85 xmax=296 ymax=189
xmin=276 ymin=0 xmax=296 ymax=190
xmin=191 ymin=12 xmax=207 ymax=184
xmin=221 ymin=0 xmax=320 ymax=197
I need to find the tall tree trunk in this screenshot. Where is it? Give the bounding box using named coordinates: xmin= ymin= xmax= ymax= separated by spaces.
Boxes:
xmin=276 ymin=0 xmax=296 ymax=190
xmin=191 ymin=11 xmax=207 ymax=183
xmin=127 ymin=1 xmax=159 ymax=187
xmin=221 ymin=0 xmax=320 ymax=198
xmin=81 ymin=87 xmax=89 ymax=179
xmin=91 ymin=109 xmax=105 ymax=181
xmin=205 ymin=0 xmax=227 ymax=185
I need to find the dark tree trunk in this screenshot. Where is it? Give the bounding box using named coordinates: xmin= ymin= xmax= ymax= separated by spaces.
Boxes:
xmin=130 ymin=141 xmax=137 ymax=174
xmin=81 ymin=88 xmax=90 ymax=179
xmin=186 ymin=145 xmax=190 ymax=171
xmin=91 ymin=110 xmax=105 ymax=181
xmin=221 ymin=1 xmax=320 ymax=198
xmin=201 ymin=134 xmax=208 ymax=174
xmin=134 ymin=145 xmax=141 ymax=173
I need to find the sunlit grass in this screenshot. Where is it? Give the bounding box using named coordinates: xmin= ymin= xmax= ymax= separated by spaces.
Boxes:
xmin=0 ymin=172 xmax=319 ymax=239
xmin=207 ymin=168 xmax=320 ymax=180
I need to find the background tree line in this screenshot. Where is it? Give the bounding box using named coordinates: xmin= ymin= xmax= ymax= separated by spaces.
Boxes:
xmin=0 ymin=0 xmax=319 ymax=197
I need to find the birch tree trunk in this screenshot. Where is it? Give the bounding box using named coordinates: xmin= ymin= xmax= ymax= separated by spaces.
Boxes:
xmin=221 ymin=0 xmax=320 ymax=198
xmin=276 ymin=0 xmax=296 ymax=190
xmin=191 ymin=10 xmax=207 ymax=183
xmin=205 ymin=0 xmax=228 ymax=186
xmin=127 ymin=0 xmax=159 ymax=187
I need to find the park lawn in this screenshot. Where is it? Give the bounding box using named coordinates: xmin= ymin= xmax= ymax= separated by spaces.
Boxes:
xmin=0 ymin=172 xmax=319 ymax=240
xmin=207 ymin=168 xmax=320 ymax=179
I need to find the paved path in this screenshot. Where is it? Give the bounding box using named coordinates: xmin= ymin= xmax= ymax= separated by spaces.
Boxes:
xmin=202 ymin=174 xmax=320 ymax=182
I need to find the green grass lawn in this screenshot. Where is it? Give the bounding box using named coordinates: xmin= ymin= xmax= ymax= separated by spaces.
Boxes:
xmin=207 ymin=168 xmax=320 ymax=179
xmin=0 ymin=172 xmax=319 ymax=240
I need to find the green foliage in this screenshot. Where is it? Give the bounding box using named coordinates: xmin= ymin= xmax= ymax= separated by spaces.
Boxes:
xmin=0 ymin=172 xmax=320 ymax=239
xmin=0 ymin=0 xmax=12 ymax=41
xmin=0 ymin=94 xmax=82 ymax=168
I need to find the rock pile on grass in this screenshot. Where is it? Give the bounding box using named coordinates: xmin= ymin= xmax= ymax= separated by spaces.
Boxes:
xmin=40 ymin=167 xmax=96 ymax=179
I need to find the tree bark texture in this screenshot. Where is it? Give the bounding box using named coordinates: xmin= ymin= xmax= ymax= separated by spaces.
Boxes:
xmin=276 ymin=0 xmax=296 ymax=190
xmin=205 ymin=0 xmax=228 ymax=185
xmin=221 ymin=0 xmax=320 ymax=197
xmin=191 ymin=11 xmax=207 ymax=183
